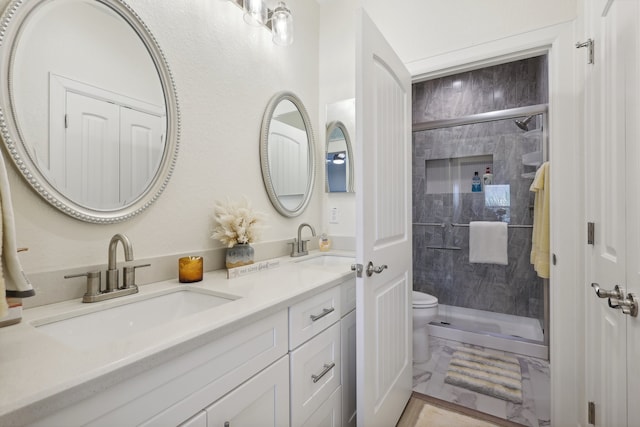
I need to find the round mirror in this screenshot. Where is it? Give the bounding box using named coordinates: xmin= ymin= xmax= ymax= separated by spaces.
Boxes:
xmin=260 ymin=92 xmax=315 ymax=217
xmin=325 ymin=121 xmax=354 ymax=193
xmin=0 ymin=0 xmax=180 ymax=223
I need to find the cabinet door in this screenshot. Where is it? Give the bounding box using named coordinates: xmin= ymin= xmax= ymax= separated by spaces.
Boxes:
xmin=302 ymin=386 xmax=342 ymax=427
xmin=206 ymin=356 xmax=289 ymax=427
xmin=341 ymin=309 xmax=356 ymax=427
xmin=290 ymin=322 xmax=341 ymax=426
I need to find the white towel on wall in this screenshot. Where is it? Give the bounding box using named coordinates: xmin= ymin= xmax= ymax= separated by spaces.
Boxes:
xmin=0 ymin=148 xmax=33 ymax=305
xmin=469 ymin=221 xmax=508 ymax=265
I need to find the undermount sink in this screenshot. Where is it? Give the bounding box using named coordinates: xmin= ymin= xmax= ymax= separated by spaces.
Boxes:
xmin=33 ymin=288 xmax=237 ymax=350
xmin=296 ymin=254 xmax=355 ymax=267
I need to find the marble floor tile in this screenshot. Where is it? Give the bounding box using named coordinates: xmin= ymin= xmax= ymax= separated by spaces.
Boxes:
xmin=413 ymin=336 xmax=550 ymax=427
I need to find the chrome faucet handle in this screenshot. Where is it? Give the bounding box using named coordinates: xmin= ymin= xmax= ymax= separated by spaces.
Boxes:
xmin=123 ymin=263 xmax=150 ymax=289
xmin=288 ymin=239 xmax=298 ymax=256
xmin=65 ymin=271 xmax=102 ymax=301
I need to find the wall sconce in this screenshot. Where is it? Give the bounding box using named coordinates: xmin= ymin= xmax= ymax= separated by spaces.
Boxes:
xmin=243 ymin=0 xmax=268 ymax=26
xmin=230 ymin=0 xmax=294 ymax=46
xmin=271 ymin=2 xmax=293 ymax=46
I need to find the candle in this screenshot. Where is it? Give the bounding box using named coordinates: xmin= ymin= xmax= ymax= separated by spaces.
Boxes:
xmin=179 ymin=256 xmax=203 ymax=283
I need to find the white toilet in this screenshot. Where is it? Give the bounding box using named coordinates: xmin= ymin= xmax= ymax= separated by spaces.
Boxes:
xmin=412 ymin=290 xmax=439 ymax=363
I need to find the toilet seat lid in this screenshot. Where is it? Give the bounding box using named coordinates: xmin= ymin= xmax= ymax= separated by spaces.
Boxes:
xmin=412 ymin=291 xmax=438 ymax=307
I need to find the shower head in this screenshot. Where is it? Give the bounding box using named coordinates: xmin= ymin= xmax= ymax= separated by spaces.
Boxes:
xmin=514 ymin=115 xmax=534 ymax=131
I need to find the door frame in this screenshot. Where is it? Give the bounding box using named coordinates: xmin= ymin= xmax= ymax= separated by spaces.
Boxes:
xmin=407 ymin=21 xmax=584 ymax=426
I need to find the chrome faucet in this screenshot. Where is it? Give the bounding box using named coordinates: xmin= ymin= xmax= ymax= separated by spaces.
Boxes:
xmin=64 ymin=233 xmax=149 ymax=303
xmin=290 ymin=223 xmax=316 ymax=257
xmin=106 ymin=233 xmax=134 ymax=292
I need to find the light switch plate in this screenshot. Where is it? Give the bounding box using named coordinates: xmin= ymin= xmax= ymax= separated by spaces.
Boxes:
xmin=329 ymin=207 xmax=339 ymax=224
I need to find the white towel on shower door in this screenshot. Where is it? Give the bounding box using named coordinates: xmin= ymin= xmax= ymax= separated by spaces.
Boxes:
xmin=468 ymin=221 xmax=508 ymax=265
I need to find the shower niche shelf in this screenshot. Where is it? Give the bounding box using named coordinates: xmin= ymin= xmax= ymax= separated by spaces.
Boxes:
xmin=522 ymin=151 xmax=542 ymax=179
xmin=425 ymin=154 xmax=493 ymax=195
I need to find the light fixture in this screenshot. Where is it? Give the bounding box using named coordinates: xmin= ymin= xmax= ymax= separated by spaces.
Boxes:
xmin=332 ymin=152 xmax=346 ymax=165
xmin=271 ymin=2 xmax=293 ymax=46
xmin=243 ymin=0 xmax=267 ymax=26
xmin=228 ymin=0 xmax=293 ymax=46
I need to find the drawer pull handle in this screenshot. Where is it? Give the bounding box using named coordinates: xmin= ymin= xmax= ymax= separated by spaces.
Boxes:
xmin=311 ymin=362 xmax=336 ymax=383
xmin=310 ymin=307 xmax=335 ymax=321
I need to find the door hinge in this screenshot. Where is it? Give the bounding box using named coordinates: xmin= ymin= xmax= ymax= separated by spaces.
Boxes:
xmin=64 ymin=114 xmax=68 ymax=129
xmin=587 ymin=222 xmax=595 ymax=245
xmin=588 ymin=401 xmax=596 ymax=425
xmin=576 ymin=38 xmax=595 ymax=64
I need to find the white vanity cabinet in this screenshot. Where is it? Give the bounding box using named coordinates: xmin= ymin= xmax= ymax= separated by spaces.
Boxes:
xmin=30 ymin=310 xmax=289 ymax=427
xmin=288 ymin=285 xmax=342 ymax=425
xmin=340 ymin=278 xmax=357 ymax=427
xmin=288 ymin=279 xmax=355 ymax=427
xmin=22 ymin=273 xmax=357 ymax=427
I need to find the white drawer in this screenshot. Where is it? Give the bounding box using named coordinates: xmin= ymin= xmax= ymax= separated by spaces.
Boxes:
xmin=289 ymin=285 xmax=341 ymax=349
xmin=302 ymin=386 xmax=342 ymax=427
xmin=340 ymin=277 xmax=356 ymax=315
xmin=290 ymin=322 xmax=341 ymax=427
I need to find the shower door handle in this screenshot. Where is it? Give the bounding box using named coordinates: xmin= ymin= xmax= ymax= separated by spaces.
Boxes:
xmin=366 ymin=261 xmax=387 ymax=277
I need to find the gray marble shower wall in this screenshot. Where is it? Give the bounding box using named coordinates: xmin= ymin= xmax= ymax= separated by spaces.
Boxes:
xmin=412 ymin=56 xmax=548 ymax=320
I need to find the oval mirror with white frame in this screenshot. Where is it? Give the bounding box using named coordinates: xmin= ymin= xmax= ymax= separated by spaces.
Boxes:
xmin=260 ymin=91 xmax=315 ymax=217
xmin=0 ymin=0 xmax=180 ymax=223
xmin=325 ymin=121 xmax=354 ymax=193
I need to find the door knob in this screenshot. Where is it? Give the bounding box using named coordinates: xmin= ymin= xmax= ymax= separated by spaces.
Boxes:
xmin=366 ymin=261 xmax=388 ymax=277
xmin=591 ymin=282 xmax=624 ymax=299
xmin=591 ymin=283 xmax=639 ymax=317
xmin=619 ymin=293 xmax=639 ymax=317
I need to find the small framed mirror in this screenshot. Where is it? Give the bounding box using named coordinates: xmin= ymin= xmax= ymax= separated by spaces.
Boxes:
xmin=260 ymin=91 xmax=315 ymax=217
xmin=325 ymin=121 xmax=354 ymax=193
xmin=0 ymin=0 xmax=180 ymax=223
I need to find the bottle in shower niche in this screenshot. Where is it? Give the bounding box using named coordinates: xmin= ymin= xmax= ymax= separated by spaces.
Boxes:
xmin=483 ymin=166 xmax=493 ymax=186
xmin=471 ymin=171 xmax=482 ymax=192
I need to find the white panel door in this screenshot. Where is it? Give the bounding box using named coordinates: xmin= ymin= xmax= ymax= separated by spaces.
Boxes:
xmin=65 ymin=92 xmax=120 ymax=208
xmin=268 ymin=120 xmax=309 ymax=209
xmin=355 ymin=9 xmax=412 ymax=427
xmin=119 ymin=107 xmax=165 ymax=204
xmin=585 ymin=1 xmax=640 ymax=426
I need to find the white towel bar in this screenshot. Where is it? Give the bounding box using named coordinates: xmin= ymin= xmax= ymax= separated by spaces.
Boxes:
xmin=451 ymin=223 xmax=532 ymax=229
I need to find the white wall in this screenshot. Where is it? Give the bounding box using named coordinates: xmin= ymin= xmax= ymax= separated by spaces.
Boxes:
xmin=319 ymin=0 xmax=358 ymax=246
xmin=3 ymin=0 xmax=320 ymax=304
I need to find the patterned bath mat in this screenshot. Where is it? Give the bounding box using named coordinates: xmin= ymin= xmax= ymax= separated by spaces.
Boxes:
xmin=444 ymin=347 xmax=523 ymax=404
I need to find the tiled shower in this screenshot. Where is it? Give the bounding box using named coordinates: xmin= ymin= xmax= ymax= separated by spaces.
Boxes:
xmin=412 ymin=56 xmax=548 ymax=346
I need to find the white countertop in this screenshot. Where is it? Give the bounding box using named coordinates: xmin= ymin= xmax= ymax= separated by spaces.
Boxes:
xmin=0 ymin=251 xmax=355 ymax=425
